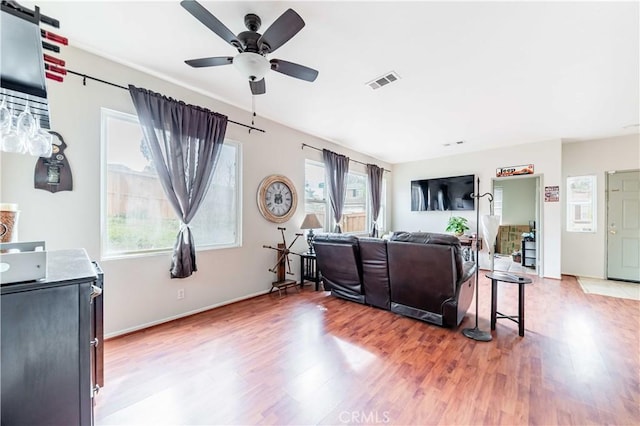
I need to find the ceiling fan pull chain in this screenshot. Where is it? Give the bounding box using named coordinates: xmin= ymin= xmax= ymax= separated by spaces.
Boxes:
xmin=251 ymin=94 xmax=257 ymax=130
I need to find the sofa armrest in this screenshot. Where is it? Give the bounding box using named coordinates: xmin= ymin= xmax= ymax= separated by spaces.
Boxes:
xmin=458 ymin=260 xmax=476 ymax=285
xmin=441 ymin=260 xmax=477 ymax=326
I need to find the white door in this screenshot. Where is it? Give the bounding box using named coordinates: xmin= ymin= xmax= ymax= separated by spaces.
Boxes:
xmin=607 ymin=170 xmax=640 ymax=282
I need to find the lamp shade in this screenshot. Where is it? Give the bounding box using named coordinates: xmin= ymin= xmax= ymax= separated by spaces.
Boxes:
xmin=481 ymin=215 xmax=500 ymax=250
xmin=233 ymin=52 xmax=269 ymax=81
xmin=300 ymin=213 xmax=322 ymax=230
xmin=481 ymin=214 xmax=501 ymax=270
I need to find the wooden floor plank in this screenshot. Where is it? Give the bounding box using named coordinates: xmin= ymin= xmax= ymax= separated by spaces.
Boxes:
xmin=95 ymin=274 xmax=640 ymax=425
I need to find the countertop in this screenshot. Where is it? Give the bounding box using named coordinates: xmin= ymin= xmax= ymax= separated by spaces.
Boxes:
xmin=1 ymin=249 xmax=97 ymax=294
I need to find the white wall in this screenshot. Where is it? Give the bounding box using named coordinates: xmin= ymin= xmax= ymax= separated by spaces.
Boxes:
xmin=498 ymin=178 xmax=536 ymax=224
xmin=0 ymin=46 xmax=391 ymax=337
xmin=561 ymin=134 xmax=640 ymax=279
xmin=392 ymin=139 xmax=563 ymax=278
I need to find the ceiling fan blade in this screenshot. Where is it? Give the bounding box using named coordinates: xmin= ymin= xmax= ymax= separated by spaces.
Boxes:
xmin=258 ymin=9 xmax=305 ymax=53
xmin=185 ymin=56 xmax=233 ymax=68
xmin=250 ymin=78 xmax=266 ymax=95
xmin=180 ymin=0 xmax=242 ymax=51
xmin=270 ymin=59 xmax=318 ymax=82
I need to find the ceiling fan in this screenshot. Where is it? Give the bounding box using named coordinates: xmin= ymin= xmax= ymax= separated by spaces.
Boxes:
xmin=180 ymin=0 xmax=319 ymax=95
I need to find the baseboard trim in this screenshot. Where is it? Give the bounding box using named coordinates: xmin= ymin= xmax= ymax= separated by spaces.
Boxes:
xmin=104 ymin=289 xmax=271 ymax=339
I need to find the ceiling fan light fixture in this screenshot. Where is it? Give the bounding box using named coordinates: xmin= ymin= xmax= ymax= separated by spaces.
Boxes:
xmin=182 ymin=3 xmax=318 ymax=95
xmin=233 ymin=52 xmax=269 ymax=81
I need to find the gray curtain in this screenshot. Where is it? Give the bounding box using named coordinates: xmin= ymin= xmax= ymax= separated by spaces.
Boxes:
xmin=367 ymin=163 xmax=383 ymax=237
xmin=322 ymin=149 xmax=349 ymax=233
xmin=128 ymin=85 xmax=227 ymax=278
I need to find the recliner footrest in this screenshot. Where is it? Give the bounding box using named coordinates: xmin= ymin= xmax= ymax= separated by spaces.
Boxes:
xmin=391 ymin=302 xmax=443 ymax=326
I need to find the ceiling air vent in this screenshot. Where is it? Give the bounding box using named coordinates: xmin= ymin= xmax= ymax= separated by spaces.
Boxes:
xmin=443 ymin=140 xmax=465 ymax=147
xmin=366 ymin=71 xmax=401 ymax=90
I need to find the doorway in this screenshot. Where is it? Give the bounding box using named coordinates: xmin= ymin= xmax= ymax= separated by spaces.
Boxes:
xmin=492 ymin=175 xmax=541 ymax=276
xmin=607 ymin=170 xmax=640 ymax=282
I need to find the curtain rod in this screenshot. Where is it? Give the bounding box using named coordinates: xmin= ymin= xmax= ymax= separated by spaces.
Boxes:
xmin=66 ymin=70 xmax=265 ymax=133
xmin=301 ymin=143 xmax=390 ymax=172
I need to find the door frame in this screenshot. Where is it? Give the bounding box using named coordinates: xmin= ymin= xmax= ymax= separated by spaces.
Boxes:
xmin=492 ymin=174 xmax=543 ymax=277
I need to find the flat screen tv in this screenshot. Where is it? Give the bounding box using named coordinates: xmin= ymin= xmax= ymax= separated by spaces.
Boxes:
xmin=411 ymin=174 xmax=475 ymax=211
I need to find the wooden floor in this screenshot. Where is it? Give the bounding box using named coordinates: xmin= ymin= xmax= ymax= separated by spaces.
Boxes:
xmin=96 ymin=274 xmax=639 ymax=425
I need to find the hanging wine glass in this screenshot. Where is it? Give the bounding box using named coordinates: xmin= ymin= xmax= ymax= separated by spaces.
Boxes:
xmin=0 ymin=106 xmax=25 ymax=154
xmin=27 ymin=115 xmax=53 ymax=158
xmin=16 ymin=102 xmax=36 ymax=145
xmin=0 ymin=97 xmax=11 ymax=134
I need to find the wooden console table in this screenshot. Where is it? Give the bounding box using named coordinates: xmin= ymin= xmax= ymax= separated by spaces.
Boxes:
xmin=458 ymin=236 xmax=482 ymax=261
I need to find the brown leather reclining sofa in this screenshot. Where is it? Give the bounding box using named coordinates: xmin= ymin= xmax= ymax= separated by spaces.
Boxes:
xmin=313 ymin=232 xmax=477 ymax=327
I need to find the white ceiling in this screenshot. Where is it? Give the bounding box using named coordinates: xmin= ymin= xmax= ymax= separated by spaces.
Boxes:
xmin=25 ymin=1 xmax=640 ymax=164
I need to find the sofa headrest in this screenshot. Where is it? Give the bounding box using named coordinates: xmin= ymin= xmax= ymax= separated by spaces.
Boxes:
xmin=357 ymin=236 xmax=387 ymax=245
xmin=313 ymin=233 xmax=359 ymax=245
xmin=390 ymin=231 xmax=461 ymax=247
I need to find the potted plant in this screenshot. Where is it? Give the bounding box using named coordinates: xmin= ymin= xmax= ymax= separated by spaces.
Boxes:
xmin=445 ymin=216 xmax=469 ymax=237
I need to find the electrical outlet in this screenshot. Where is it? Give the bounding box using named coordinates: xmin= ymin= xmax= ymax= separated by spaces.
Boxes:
xmin=177 ymin=289 xmax=185 ymax=300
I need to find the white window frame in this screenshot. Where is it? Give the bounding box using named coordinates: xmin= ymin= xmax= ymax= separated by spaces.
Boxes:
xmin=100 ymin=108 xmax=242 ymax=259
xmin=493 ymin=186 xmax=504 ymax=224
xmin=566 ymin=175 xmax=597 ymax=233
xmin=373 ymin=178 xmax=388 ymax=236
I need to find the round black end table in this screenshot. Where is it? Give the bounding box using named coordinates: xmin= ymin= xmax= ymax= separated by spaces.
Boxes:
xmin=486 ymin=271 xmax=533 ymax=337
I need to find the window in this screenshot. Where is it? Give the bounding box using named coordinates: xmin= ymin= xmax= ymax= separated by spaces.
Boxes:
xmin=566 ymin=175 xmax=596 ymax=232
xmin=343 ymin=172 xmax=367 ymax=233
xmin=304 ymin=160 xmax=386 ymax=234
xmin=101 ymin=108 xmax=241 ymax=257
xmin=304 ymin=161 xmax=327 ymax=230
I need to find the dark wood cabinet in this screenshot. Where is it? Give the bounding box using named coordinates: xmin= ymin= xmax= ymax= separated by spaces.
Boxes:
xmin=1 ymin=249 xmax=103 ymax=426
xmin=91 ymin=261 xmax=105 ymax=390
xmin=299 ymin=252 xmax=321 ymax=291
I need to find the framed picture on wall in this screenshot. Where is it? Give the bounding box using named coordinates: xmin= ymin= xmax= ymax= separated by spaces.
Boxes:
xmin=545 ymin=186 xmax=559 ymax=202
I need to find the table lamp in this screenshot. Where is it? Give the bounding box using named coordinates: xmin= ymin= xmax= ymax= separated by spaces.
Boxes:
xmin=300 ymin=213 xmax=322 ymax=254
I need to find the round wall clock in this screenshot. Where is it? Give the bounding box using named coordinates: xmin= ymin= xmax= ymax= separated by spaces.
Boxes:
xmin=257 ymin=174 xmax=298 ymax=223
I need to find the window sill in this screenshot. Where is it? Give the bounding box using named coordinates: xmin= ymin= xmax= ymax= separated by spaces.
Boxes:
xmin=101 ymin=242 xmax=241 ymax=261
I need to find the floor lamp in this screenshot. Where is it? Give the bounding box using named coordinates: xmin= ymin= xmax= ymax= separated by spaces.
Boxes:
xmin=462 ymin=177 xmax=494 ymax=342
